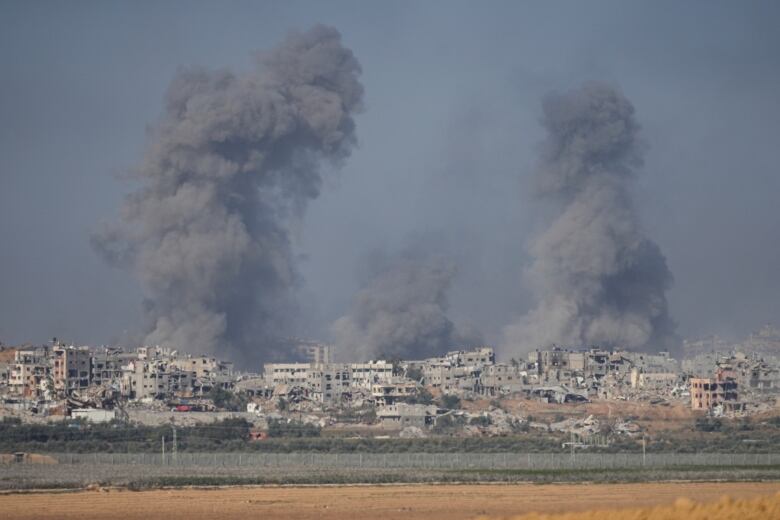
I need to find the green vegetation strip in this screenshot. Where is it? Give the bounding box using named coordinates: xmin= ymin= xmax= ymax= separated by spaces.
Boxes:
xmin=113 ymin=467 xmax=780 ymax=489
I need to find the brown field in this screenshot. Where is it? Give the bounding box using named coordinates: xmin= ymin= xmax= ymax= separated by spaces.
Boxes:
xmin=481 ymin=492 xmax=780 ymax=520
xmin=1 ymin=482 xmax=778 ymax=520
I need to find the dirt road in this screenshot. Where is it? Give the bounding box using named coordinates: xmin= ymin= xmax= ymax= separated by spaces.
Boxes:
xmin=1 ymin=482 xmax=778 ymax=520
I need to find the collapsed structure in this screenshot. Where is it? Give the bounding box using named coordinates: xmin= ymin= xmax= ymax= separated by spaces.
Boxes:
xmin=1 ymin=325 xmax=779 ymax=431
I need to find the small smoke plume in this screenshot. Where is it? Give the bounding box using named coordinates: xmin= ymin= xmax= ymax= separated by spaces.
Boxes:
xmin=332 ymin=248 xmax=480 ymax=361
xmin=504 ymin=83 xmax=676 ymax=355
xmin=92 ymin=25 xmax=363 ymax=364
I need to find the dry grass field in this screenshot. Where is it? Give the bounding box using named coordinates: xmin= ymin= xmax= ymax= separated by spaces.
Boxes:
xmin=479 ymin=492 xmax=780 ymax=520
xmin=0 ymin=482 xmax=777 ymax=520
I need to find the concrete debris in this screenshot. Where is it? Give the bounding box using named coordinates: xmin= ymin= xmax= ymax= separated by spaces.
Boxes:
xmin=613 ymin=418 xmax=642 ymax=436
xmin=399 ymin=426 xmax=426 ymax=438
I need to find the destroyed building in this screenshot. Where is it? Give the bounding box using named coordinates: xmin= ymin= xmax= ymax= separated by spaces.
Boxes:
xmin=2 ymin=326 xmax=780 ymax=431
xmin=690 ymin=368 xmax=739 ymax=411
xmin=377 ymin=403 xmax=438 ymax=429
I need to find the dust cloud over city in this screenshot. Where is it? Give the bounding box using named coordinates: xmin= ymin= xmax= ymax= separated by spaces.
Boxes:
xmin=3 ymin=4 xmax=780 ymax=519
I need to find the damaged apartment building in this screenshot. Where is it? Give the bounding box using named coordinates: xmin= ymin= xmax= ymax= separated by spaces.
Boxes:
xmin=1 ymin=341 xmax=235 ymax=412
xmin=264 ymin=360 xmax=396 ymax=406
xmin=524 ymin=347 xmax=681 ymax=401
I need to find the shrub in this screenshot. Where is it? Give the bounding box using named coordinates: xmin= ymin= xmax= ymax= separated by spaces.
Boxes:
xmin=267 ymin=419 xmax=321 ymax=438
xmin=695 ymin=417 xmax=723 ymax=432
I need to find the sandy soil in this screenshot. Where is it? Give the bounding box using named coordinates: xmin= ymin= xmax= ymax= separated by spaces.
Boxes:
xmin=1 ymin=482 xmax=778 ymax=520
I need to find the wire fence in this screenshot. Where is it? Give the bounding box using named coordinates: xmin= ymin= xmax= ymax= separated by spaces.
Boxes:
xmin=11 ymin=452 xmax=779 ymax=470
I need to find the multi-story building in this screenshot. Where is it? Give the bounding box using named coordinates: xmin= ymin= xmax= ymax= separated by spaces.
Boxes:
xmin=265 ymin=363 xmax=310 ymax=386
xmin=307 ymin=363 xmax=351 ymax=404
xmin=350 ymin=361 xmax=393 ymax=389
xmin=416 ymin=348 xmax=496 ymax=393
xmin=690 ymin=368 xmax=738 ymax=410
xmin=423 ymin=362 xmax=457 ymax=389
xmin=630 ymin=368 xmax=678 ymax=391
xmin=8 ymin=347 xmax=51 ymax=399
xmin=91 ymin=349 xmax=136 ymax=388
xmin=52 ymin=345 xmax=91 ymax=395
xmin=444 ymin=347 xmax=495 ymax=367
xmin=123 ymin=360 xmax=195 ymax=400
xmin=170 ymin=355 xmax=232 ymax=379
xmin=265 ymin=361 xmax=396 ymax=404
xmin=623 ymin=351 xmax=678 ymax=374
xmin=478 ymin=363 xmax=526 ymax=396
xmin=292 ymin=340 xmax=332 ymax=364
xmin=371 ymin=379 xmax=418 ymax=406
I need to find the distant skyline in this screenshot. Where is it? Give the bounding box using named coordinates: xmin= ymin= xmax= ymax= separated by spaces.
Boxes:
xmin=1 ymin=1 xmax=779 ymax=351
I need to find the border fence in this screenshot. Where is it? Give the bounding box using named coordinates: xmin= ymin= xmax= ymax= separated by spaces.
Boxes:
xmin=11 ymin=452 xmax=779 ymax=470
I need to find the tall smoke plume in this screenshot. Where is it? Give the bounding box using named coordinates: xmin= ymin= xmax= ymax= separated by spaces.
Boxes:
xmin=332 ymin=248 xmax=481 ymax=361
xmin=504 ymin=83 xmax=677 ymax=355
xmin=92 ymin=25 xmax=364 ymax=364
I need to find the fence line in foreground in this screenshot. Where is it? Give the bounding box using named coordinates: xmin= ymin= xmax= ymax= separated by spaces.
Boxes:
xmin=11 ymin=452 xmax=776 ymax=470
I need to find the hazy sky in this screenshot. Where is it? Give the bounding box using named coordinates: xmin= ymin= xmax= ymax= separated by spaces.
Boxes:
xmin=1 ymin=0 xmax=779 ymax=349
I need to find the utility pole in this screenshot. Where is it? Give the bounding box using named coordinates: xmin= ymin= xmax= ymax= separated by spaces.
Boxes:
xmin=570 ymin=430 xmax=575 ymax=465
xmin=171 ymin=417 xmax=179 ymax=464
xmin=642 ymin=435 xmax=646 ymax=467
xmin=172 ymin=423 xmax=178 ymax=463
xmin=162 ymin=435 xmax=165 ymax=465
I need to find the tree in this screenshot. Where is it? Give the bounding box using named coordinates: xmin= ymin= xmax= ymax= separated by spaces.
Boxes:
xmin=208 ymin=387 xmax=247 ymax=411
xmin=440 ymin=394 xmax=461 ymax=410
xmin=361 ymin=406 xmax=377 ymax=424
xmin=408 ymin=387 xmax=433 ymax=405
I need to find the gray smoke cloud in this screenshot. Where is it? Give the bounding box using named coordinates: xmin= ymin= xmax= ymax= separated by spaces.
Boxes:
xmin=92 ymin=25 xmax=363 ymax=364
xmin=332 ymin=248 xmax=481 ymax=361
xmin=503 ymin=83 xmax=677 ymax=355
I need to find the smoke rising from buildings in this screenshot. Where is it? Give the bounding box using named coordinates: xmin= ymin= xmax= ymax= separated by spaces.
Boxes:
xmin=504 ymin=83 xmax=677 ymax=355
xmin=332 ymin=248 xmax=481 ymax=361
xmin=91 ymin=25 xmax=364 ymax=364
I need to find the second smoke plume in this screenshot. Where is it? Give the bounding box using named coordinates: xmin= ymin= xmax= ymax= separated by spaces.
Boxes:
xmin=504 ymin=83 xmax=676 ymax=355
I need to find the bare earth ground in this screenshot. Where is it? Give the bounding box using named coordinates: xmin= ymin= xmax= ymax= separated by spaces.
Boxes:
xmin=1 ymin=482 xmax=778 ymax=520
